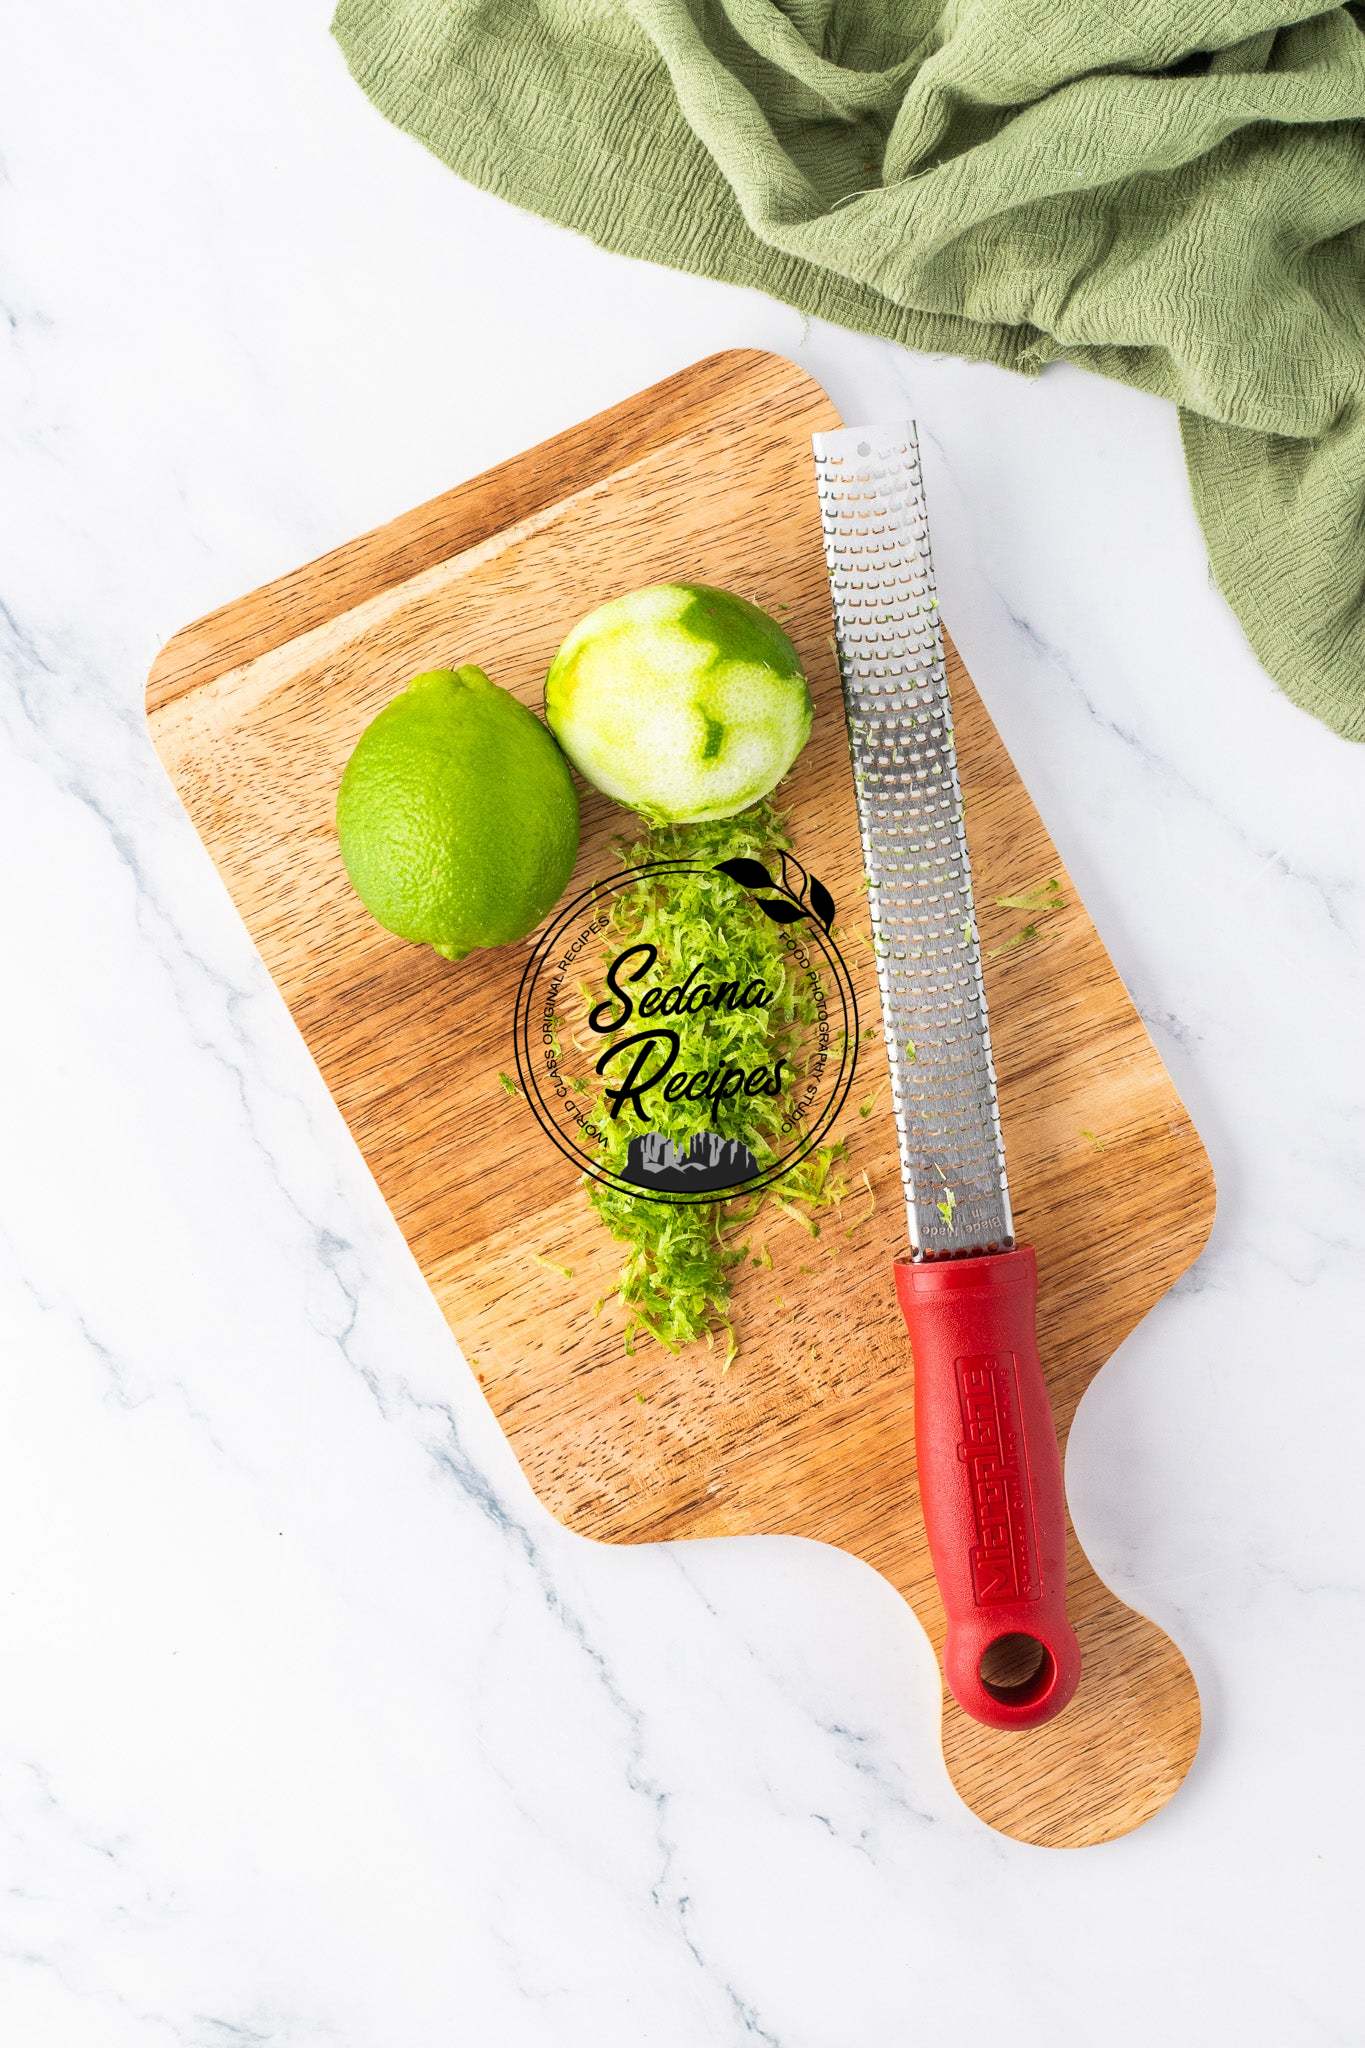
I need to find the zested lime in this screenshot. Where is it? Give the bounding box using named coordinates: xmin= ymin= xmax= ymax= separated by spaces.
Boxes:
xmin=336 ymin=665 xmax=579 ymax=961
xmin=545 ymin=583 xmax=812 ymax=823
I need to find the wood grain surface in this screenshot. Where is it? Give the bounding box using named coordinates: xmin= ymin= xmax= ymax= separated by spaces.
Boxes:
xmin=148 ymin=350 xmax=1213 ymax=1847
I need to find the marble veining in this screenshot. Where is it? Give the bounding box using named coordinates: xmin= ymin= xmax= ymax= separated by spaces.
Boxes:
xmin=2 ymin=2 xmax=1363 ymax=2042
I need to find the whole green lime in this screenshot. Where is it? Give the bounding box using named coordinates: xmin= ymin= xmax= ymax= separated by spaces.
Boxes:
xmin=336 ymin=666 xmax=579 ymax=961
xmin=544 ymin=584 xmax=812 ymax=823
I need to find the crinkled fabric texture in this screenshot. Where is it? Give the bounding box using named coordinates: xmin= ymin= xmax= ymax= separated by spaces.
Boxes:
xmin=333 ymin=0 xmax=1365 ymax=738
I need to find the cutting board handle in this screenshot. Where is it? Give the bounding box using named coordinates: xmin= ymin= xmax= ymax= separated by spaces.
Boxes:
xmin=895 ymin=1248 xmax=1080 ymax=1730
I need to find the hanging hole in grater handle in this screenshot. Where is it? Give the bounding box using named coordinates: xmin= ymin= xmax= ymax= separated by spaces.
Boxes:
xmin=978 ymin=1633 xmax=1054 ymax=1707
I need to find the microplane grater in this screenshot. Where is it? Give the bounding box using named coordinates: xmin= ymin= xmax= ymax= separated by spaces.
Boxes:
xmin=812 ymin=420 xmax=1079 ymax=1731
xmin=812 ymin=422 xmax=1012 ymax=1259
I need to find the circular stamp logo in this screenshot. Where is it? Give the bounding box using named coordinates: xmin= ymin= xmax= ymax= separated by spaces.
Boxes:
xmin=513 ymin=850 xmax=858 ymax=1204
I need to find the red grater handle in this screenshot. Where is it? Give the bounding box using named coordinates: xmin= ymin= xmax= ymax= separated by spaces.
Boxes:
xmin=895 ymin=1247 xmax=1080 ymax=1729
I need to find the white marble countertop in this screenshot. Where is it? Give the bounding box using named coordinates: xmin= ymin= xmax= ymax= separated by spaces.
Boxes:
xmin=3 ymin=4 xmax=1363 ymax=2042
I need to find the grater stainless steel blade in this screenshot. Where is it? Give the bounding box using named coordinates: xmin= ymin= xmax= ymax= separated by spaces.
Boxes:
xmin=812 ymin=419 xmax=1080 ymax=1733
xmin=812 ymin=421 xmax=1012 ymax=1260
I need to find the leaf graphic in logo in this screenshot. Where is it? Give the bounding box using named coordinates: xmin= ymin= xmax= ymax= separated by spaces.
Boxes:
xmin=714 ymin=857 xmax=777 ymax=891
xmin=808 ymin=875 xmax=836 ymax=933
xmin=714 ymin=851 xmax=836 ymax=932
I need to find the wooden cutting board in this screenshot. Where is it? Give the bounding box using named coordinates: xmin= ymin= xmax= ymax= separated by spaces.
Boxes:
xmin=147 ymin=350 xmax=1213 ymax=1848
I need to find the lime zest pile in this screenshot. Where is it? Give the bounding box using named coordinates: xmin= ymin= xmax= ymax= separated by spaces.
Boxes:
xmin=583 ymin=801 xmax=851 ymax=1366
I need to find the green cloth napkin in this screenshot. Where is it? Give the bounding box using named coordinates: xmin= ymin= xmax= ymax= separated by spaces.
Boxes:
xmin=333 ymin=0 xmax=1365 ymax=739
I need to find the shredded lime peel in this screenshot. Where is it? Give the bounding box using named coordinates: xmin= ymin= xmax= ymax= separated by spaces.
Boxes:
xmin=989 ymin=876 xmax=1067 ymax=958
xmin=584 ymin=802 xmax=849 ymax=1364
